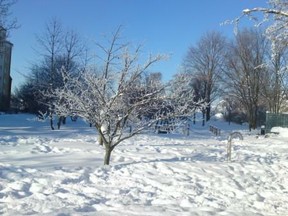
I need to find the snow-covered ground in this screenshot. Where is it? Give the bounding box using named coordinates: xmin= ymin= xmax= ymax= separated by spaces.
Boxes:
xmin=0 ymin=114 xmax=287 ymax=216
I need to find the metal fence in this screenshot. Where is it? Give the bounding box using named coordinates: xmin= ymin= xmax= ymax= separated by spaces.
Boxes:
xmin=265 ymin=112 xmax=288 ymax=133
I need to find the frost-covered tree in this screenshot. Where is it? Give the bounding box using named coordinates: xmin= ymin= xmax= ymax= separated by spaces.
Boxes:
xmin=48 ymin=28 xmax=200 ymax=165
xmin=236 ymin=0 xmax=288 ymax=114
xmin=170 ymin=72 xmax=206 ymax=125
xmin=17 ymin=18 xmax=86 ymax=129
xmin=170 ymin=73 xmax=203 ymax=116
xmin=262 ymin=41 xmax=288 ymax=113
xmin=123 ymin=72 xmax=164 ymax=120
xmin=239 ymin=0 xmax=288 ymax=44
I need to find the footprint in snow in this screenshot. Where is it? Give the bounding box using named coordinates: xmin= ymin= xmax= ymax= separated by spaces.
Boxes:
xmin=32 ymin=144 xmax=52 ymax=153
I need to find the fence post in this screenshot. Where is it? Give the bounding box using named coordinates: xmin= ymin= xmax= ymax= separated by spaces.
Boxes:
xmin=227 ymin=132 xmax=243 ymax=162
xmin=209 ymin=125 xmax=221 ymax=136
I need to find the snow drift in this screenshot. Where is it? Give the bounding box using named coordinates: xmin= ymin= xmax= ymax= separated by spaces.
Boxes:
xmin=0 ymin=114 xmax=287 ymax=215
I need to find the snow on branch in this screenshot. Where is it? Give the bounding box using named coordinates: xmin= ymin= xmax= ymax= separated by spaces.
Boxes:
xmin=243 ymin=7 xmax=288 ymax=17
xmin=44 ymin=28 xmax=201 ymax=165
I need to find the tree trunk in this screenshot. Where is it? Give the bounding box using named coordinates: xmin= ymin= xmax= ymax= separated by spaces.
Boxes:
xmin=228 ymin=110 xmax=231 ymax=125
xmin=193 ymin=113 xmax=196 ymax=125
xmin=202 ymin=110 xmax=205 ymax=126
xmin=206 ymin=105 xmax=211 ymax=122
xmin=98 ymin=134 xmax=103 ymax=145
xmin=104 ymin=147 xmax=113 ymax=165
xmin=57 ymin=116 xmax=63 ymax=129
xmin=62 ymin=117 xmax=66 ymax=125
xmin=49 ymin=112 xmax=54 ymax=130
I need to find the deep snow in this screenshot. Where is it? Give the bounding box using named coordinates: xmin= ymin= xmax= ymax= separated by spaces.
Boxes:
xmin=0 ymin=114 xmax=287 ymax=215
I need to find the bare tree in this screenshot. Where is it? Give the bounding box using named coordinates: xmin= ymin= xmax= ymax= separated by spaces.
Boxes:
xmin=62 ymin=30 xmax=85 ymax=72
xmin=35 ymin=18 xmax=63 ymax=89
xmin=262 ymin=41 xmax=288 ymax=113
xmin=22 ymin=18 xmax=87 ymax=129
xmin=0 ymin=0 xmax=18 ymax=33
xmin=33 ymin=19 xmax=63 ymax=129
xmin=48 ymin=29 xmax=201 ymax=165
xmin=239 ymin=0 xmax=288 ymax=44
xmin=183 ymin=31 xmax=227 ymax=122
xmin=231 ymin=1 xmax=288 ymax=117
xmin=223 ymin=28 xmax=268 ymax=130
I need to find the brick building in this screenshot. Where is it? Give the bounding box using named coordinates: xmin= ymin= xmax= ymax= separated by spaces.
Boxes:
xmin=0 ymin=27 xmax=13 ymax=111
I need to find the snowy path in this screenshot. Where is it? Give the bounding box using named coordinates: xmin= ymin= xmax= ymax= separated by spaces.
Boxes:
xmin=0 ymin=114 xmax=288 ymax=215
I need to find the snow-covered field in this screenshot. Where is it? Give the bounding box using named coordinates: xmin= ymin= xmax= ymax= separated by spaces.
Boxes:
xmin=0 ymin=114 xmax=287 ymax=216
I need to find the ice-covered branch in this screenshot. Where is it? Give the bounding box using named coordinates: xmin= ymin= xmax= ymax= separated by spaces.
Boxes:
xmin=243 ymin=7 xmax=288 ymax=17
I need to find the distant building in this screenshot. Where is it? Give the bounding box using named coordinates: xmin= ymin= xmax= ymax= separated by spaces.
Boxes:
xmin=0 ymin=27 xmax=13 ymax=111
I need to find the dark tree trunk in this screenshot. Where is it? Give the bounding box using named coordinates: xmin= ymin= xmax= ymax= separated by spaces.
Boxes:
xmin=253 ymin=106 xmax=258 ymax=129
xmin=62 ymin=117 xmax=66 ymax=125
xmin=57 ymin=116 xmax=63 ymax=130
xmin=206 ymin=105 xmax=211 ymax=122
xmin=228 ymin=110 xmax=231 ymax=125
xmin=49 ymin=113 xmax=54 ymax=130
xmin=248 ymin=107 xmax=257 ymax=131
xmin=104 ymin=147 xmax=113 ymax=165
xmin=202 ymin=110 xmax=205 ymax=126
xmin=193 ymin=113 xmax=196 ymax=125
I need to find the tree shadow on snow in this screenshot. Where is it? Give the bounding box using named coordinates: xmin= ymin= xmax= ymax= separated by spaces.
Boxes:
xmin=114 ymin=152 xmax=226 ymax=170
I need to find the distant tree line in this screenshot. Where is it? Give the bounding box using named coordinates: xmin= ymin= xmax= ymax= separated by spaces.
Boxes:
xmin=14 ymin=1 xmax=288 ymax=133
xmin=14 ymin=20 xmax=288 ymax=132
xmin=11 ymin=0 xmax=288 ymax=164
xmin=14 ymin=19 xmax=87 ymax=114
xmin=179 ymin=28 xmax=288 ymax=130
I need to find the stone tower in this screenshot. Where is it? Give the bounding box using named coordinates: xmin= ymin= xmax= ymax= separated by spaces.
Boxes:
xmin=0 ymin=27 xmax=13 ymax=111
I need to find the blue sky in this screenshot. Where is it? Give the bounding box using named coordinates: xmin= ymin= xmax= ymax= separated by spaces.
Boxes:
xmin=10 ymin=0 xmax=266 ymax=91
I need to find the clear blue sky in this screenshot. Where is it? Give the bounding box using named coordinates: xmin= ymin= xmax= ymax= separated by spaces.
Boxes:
xmin=9 ymin=0 xmax=267 ymax=91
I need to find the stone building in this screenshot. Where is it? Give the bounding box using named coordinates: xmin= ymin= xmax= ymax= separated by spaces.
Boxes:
xmin=0 ymin=27 xmax=13 ymax=111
